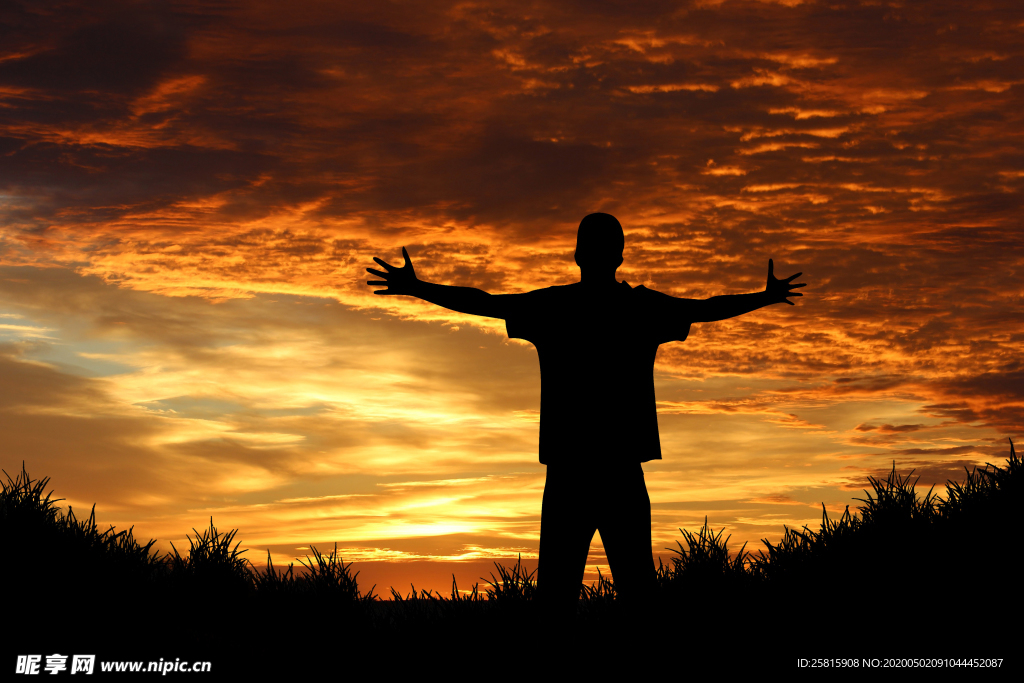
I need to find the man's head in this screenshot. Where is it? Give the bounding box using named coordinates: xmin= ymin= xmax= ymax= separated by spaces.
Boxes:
xmin=574 ymin=213 xmax=624 ymax=275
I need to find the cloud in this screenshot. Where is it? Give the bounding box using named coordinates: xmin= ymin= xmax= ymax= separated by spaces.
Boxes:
xmin=854 ymin=423 xmax=927 ymax=433
xmin=2 ymin=0 xmax=1023 ymax=589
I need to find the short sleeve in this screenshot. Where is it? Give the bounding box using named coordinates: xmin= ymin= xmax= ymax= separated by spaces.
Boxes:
xmin=635 ymin=285 xmax=691 ymax=344
xmin=501 ymin=290 xmax=546 ymax=343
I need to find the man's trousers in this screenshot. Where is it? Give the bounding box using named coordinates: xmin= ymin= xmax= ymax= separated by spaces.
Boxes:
xmin=537 ymin=462 xmax=657 ymax=615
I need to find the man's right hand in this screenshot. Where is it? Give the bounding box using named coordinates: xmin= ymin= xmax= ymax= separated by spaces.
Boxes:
xmin=765 ymin=258 xmax=805 ymax=305
xmin=366 ymin=247 xmax=510 ymax=318
xmin=367 ymin=247 xmax=420 ymax=296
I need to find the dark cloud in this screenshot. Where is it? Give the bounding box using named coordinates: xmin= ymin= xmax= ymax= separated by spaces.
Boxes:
xmin=857 ymin=456 xmax=1009 ymax=492
xmin=854 ymin=423 xmax=927 ymax=433
xmin=2 ymin=0 xmax=1021 ymax=267
xmin=0 ymin=1 xmax=192 ymax=95
xmin=934 ymin=369 xmax=1024 ymax=403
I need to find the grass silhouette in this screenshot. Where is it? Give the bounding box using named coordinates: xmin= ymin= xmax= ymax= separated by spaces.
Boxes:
xmin=3 ymin=440 xmax=1020 ymax=664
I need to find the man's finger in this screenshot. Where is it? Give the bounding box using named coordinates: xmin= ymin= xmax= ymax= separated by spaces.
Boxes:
xmin=373 ymin=257 xmax=393 ymax=270
xmin=401 ymin=246 xmax=411 ymax=265
xmin=366 ymin=268 xmax=388 ymax=278
xmin=789 ymin=283 xmax=807 ymax=289
xmin=768 ymin=258 xmax=775 ymax=277
xmin=367 ymin=280 xmax=388 ymax=286
xmin=784 ymin=272 xmax=803 ymax=282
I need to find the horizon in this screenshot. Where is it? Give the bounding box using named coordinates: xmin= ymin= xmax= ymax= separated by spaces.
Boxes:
xmin=6 ymin=445 xmax=1017 ymax=601
xmin=2 ymin=0 xmax=1023 ymax=595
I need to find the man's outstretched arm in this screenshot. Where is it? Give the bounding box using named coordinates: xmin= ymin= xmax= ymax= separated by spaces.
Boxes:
xmin=366 ymin=247 xmax=511 ymax=319
xmin=679 ymin=259 xmax=805 ymax=323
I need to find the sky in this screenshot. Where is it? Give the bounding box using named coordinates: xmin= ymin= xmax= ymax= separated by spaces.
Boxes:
xmin=1 ymin=0 xmax=1022 ymax=594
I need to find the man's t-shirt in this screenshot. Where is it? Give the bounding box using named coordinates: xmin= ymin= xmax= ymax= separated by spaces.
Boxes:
xmin=504 ymin=281 xmax=691 ymax=466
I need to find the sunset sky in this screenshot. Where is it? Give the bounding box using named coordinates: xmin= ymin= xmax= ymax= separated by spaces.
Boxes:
xmin=2 ymin=0 xmax=1022 ymax=594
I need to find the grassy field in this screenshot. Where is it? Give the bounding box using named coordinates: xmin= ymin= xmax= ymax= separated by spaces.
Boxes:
xmin=3 ymin=442 xmax=1019 ymax=670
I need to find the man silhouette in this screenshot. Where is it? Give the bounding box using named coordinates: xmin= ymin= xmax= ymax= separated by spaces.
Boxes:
xmin=366 ymin=213 xmax=804 ymax=617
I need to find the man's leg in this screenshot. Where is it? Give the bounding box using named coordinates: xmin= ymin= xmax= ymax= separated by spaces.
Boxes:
xmin=596 ymin=464 xmax=657 ymax=608
xmin=537 ymin=466 xmax=597 ymax=620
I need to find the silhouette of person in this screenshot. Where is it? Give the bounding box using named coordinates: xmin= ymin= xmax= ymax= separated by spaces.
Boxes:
xmin=366 ymin=213 xmax=805 ymax=618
